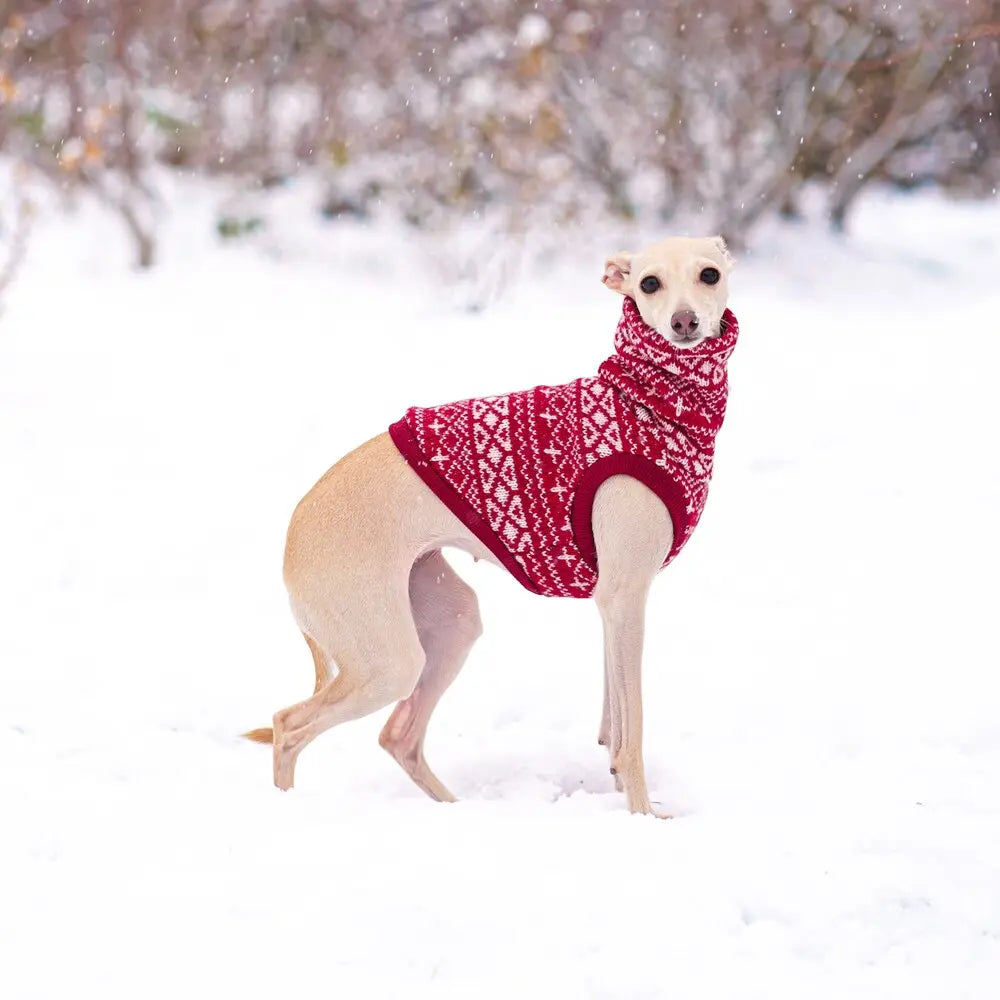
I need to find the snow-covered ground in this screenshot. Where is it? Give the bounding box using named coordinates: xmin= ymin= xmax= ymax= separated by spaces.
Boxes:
xmin=2 ymin=178 xmax=999 ymax=999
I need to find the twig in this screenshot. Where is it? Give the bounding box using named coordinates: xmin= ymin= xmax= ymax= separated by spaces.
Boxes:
xmin=774 ymin=21 xmax=1000 ymax=75
xmin=0 ymin=196 xmax=33 ymax=301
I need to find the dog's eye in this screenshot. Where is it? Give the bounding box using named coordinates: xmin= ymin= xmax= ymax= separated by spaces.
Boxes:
xmin=700 ymin=267 xmax=721 ymax=285
xmin=639 ymin=275 xmax=661 ymax=294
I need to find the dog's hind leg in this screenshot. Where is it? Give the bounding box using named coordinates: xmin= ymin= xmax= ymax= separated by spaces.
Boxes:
xmin=242 ymin=632 xmax=334 ymax=745
xmin=378 ymin=549 xmax=482 ymax=802
xmin=271 ymin=589 xmax=425 ymax=791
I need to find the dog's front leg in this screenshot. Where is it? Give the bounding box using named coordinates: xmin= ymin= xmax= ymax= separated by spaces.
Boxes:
xmin=598 ymin=650 xmax=611 ymax=746
xmin=595 ymin=583 xmax=654 ymax=813
xmin=591 ymin=475 xmax=672 ymax=816
xmin=598 ymin=649 xmax=624 ymax=792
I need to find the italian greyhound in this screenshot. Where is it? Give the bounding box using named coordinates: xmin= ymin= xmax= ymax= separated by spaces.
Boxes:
xmin=246 ymin=236 xmax=736 ymax=816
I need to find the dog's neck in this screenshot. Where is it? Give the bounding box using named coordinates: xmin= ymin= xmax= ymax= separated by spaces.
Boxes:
xmin=614 ymin=296 xmax=738 ymax=373
xmin=599 ymin=297 xmax=739 ymax=433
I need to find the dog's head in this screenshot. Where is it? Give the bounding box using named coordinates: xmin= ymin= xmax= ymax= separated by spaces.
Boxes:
xmin=602 ymin=236 xmax=734 ymax=348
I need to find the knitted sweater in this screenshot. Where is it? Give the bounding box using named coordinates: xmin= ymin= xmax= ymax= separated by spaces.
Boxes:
xmin=389 ymin=297 xmax=739 ymax=597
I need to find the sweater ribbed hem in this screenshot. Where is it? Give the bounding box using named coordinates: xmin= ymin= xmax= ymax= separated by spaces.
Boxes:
xmin=388 ymin=418 xmax=544 ymax=596
xmin=571 ymin=453 xmax=689 ymax=573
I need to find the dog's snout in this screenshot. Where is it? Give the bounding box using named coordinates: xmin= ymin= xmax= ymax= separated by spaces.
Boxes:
xmin=670 ymin=310 xmax=699 ymax=337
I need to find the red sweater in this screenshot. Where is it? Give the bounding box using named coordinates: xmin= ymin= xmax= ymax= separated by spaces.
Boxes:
xmin=389 ymin=297 xmax=739 ymax=597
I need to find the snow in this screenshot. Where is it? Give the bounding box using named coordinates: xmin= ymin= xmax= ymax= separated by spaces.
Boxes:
xmin=516 ymin=14 xmax=552 ymax=48
xmin=2 ymin=180 xmax=999 ymax=998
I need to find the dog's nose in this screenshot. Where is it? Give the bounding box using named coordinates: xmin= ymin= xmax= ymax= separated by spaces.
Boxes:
xmin=671 ymin=310 xmax=699 ymax=337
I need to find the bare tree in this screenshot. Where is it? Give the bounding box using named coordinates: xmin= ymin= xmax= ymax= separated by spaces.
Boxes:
xmin=0 ymin=0 xmax=995 ymax=268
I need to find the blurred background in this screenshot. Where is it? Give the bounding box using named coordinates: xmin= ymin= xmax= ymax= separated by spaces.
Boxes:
xmin=0 ymin=0 xmax=996 ymax=274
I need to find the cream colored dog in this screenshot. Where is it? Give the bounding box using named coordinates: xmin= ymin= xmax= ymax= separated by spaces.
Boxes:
xmin=246 ymin=236 xmax=734 ymax=816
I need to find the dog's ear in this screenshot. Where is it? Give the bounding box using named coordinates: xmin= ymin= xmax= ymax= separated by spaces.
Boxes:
xmin=712 ymin=236 xmax=736 ymax=269
xmin=602 ymin=252 xmax=633 ymax=293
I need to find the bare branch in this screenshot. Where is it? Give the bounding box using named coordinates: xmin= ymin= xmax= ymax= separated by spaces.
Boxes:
xmin=0 ymin=192 xmax=32 ymax=303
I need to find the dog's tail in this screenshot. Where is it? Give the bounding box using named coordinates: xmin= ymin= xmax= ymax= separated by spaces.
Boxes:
xmin=243 ymin=727 xmax=274 ymax=744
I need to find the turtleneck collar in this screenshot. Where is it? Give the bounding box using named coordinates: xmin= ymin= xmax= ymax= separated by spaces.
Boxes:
xmin=598 ymin=296 xmax=739 ymax=435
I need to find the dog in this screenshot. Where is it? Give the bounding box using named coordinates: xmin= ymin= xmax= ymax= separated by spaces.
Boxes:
xmin=246 ymin=236 xmax=738 ymax=816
